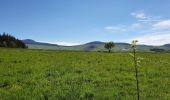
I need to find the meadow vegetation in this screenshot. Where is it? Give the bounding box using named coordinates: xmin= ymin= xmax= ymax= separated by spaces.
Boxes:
xmin=0 ymin=48 xmax=169 ymax=100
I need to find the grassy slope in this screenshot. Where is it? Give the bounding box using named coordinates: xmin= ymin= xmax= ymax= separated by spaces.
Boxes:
xmin=0 ymin=48 xmax=169 ymax=100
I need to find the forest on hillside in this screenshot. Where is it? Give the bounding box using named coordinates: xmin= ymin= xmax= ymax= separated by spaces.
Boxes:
xmin=0 ymin=33 xmax=27 ymax=48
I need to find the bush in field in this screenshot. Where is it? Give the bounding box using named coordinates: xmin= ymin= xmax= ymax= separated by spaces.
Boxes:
xmin=0 ymin=32 xmax=27 ymax=48
xmin=150 ymin=48 xmax=165 ymax=52
xmin=104 ymin=41 xmax=115 ymax=52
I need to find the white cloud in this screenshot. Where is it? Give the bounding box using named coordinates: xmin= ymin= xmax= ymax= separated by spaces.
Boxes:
xmin=138 ymin=19 xmax=162 ymax=22
xmin=131 ymin=11 xmax=162 ymax=23
xmin=40 ymin=41 xmax=80 ymax=46
xmin=131 ymin=32 xmax=170 ymax=46
xmin=105 ymin=23 xmax=143 ymax=33
xmin=105 ymin=11 xmax=156 ymax=33
xmin=130 ymin=23 xmax=143 ymax=29
xmin=55 ymin=42 xmax=80 ymax=46
xmin=105 ymin=10 xmax=170 ymax=45
xmin=152 ymin=20 xmax=170 ymax=30
xmin=131 ymin=11 xmax=149 ymax=19
xmin=105 ymin=10 xmax=170 ymax=33
xmin=105 ymin=25 xmax=127 ymax=32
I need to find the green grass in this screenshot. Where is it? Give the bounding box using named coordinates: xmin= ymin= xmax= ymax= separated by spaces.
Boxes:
xmin=0 ymin=48 xmax=169 ymax=100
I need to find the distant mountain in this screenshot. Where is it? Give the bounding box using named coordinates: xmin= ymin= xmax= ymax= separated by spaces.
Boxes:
xmin=22 ymin=39 xmax=170 ymax=51
xmin=163 ymin=44 xmax=170 ymax=47
xmin=81 ymin=41 xmax=105 ymax=51
xmin=22 ymin=39 xmax=58 ymax=46
xmin=85 ymin=41 xmax=105 ymax=45
xmin=22 ymin=39 xmax=36 ymax=44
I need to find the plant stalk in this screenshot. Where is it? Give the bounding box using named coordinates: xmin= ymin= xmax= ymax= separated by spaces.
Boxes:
xmin=133 ymin=48 xmax=140 ymax=100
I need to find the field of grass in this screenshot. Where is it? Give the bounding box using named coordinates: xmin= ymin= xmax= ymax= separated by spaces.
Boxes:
xmin=0 ymin=48 xmax=169 ymax=100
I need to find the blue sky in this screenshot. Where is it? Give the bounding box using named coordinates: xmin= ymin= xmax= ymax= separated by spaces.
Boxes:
xmin=0 ymin=0 xmax=170 ymax=45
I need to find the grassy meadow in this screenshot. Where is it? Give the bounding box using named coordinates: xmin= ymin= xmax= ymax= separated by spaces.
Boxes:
xmin=0 ymin=48 xmax=169 ymax=100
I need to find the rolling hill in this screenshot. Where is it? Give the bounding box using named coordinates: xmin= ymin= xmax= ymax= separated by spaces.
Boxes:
xmin=22 ymin=39 xmax=170 ymax=51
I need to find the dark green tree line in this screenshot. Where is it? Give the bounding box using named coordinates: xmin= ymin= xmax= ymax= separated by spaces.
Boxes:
xmin=0 ymin=32 xmax=27 ymax=48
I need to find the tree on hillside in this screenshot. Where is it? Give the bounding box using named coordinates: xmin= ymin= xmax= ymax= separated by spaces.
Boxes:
xmin=104 ymin=41 xmax=115 ymax=52
xmin=0 ymin=32 xmax=27 ymax=48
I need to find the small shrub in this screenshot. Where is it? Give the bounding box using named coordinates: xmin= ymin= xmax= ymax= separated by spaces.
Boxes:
xmin=84 ymin=92 xmax=94 ymax=100
xmin=0 ymin=81 xmax=9 ymax=88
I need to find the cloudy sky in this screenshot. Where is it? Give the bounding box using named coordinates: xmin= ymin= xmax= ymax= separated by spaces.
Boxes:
xmin=0 ymin=0 xmax=170 ymax=46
